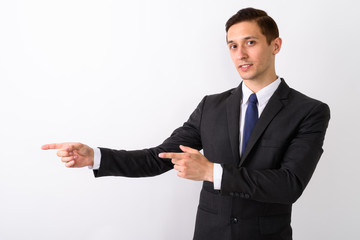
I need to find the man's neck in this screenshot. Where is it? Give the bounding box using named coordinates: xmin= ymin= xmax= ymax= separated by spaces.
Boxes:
xmin=243 ymin=75 xmax=278 ymax=93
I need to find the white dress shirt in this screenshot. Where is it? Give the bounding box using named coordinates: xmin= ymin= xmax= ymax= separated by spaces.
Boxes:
xmin=91 ymin=78 xmax=282 ymax=191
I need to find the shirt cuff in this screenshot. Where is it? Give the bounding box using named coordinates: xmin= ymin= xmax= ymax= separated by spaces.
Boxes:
xmin=213 ymin=163 xmax=223 ymax=190
xmin=88 ymin=147 xmax=101 ymax=170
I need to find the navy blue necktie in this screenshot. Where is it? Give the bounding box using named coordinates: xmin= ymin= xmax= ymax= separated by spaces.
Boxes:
xmin=242 ymin=93 xmax=258 ymax=155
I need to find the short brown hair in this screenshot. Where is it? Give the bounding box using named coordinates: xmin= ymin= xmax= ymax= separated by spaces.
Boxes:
xmin=225 ymin=8 xmax=279 ymax=45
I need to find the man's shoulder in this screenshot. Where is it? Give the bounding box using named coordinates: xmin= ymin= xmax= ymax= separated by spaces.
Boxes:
xmin=275 ymin=79 xmax=327 ymax=107
xmin=204 ymin=85 xmax=240 ymax=102
xmin=284 ymin=85 xmax=330 ymax=118
xmin=288 ymin=87 xmax=327 ymax=108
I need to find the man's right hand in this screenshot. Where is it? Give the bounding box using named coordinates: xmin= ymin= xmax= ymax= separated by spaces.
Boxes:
xmin=41 ymin=142 xmax=94 ymax=168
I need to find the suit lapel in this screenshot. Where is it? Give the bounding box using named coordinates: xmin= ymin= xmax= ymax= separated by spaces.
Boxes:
xmin=239 ymin=79 xmax=291 ymax=166
xmin=226 ymin=83 xmax=242 ymax=164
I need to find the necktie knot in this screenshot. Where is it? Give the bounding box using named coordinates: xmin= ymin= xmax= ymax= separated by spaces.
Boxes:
xmin=249 ymin=93 xmax=258 ymax=104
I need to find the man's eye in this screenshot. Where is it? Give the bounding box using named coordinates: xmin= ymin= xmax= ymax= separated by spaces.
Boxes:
xmin=247 ymin=41 xmax=255 ymax=45
xmin=230 ymin=45 xmax=237 ymax=49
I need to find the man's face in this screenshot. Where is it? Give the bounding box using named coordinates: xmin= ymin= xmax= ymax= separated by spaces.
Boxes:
xmin=227 ymin=21 xmax=281 ymax=82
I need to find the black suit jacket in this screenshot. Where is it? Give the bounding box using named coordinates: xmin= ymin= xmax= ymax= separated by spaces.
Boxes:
xmin=94 ymin=79 xmax=330 ymax=240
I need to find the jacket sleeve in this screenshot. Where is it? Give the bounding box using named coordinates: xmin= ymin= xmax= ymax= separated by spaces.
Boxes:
xmin=93 ymin=97 xmax=206 ymax=178
xmin=220 ymin=102 xmax=330 ymax=204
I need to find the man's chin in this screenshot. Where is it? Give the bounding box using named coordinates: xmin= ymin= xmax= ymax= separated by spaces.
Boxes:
xmin=238 ymin=72 xmax=254 ymax=81
xmin=239 ymin=75 xmax=255 ymax=81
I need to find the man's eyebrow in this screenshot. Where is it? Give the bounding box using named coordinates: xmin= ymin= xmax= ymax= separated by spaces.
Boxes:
xmin=244 ymin=36 xmax=258 ymax=40
xmin=227 ymin=36 xmax=259 ymax=44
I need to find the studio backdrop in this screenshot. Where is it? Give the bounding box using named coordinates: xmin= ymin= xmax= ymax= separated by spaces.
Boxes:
xmin=0 ymin=0 xmax=359 ymax=239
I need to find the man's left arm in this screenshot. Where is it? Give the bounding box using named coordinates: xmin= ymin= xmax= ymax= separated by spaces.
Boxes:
xmin=220 ymin=102 xmax=330 ymax=204
xmin=160 ymin=102 xmax=330 ymax=204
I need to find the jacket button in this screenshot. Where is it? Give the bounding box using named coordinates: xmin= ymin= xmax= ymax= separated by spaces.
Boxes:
xmin=231 ymin=217 xmax=238 ymax=224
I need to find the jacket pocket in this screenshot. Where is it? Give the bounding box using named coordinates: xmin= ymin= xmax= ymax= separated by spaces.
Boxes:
xmin=197 ymin=189 xmax=219 ymax=215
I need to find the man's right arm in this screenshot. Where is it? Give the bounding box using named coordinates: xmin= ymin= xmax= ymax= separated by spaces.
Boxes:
xmin=42 ymin=97 xmax=207 ymax=178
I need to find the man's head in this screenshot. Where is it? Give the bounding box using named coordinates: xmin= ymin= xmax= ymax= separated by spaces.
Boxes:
xmin=226 ymin=8 xmax=279 ymax=45
xmin=225 ymin=8 xmax=282 ymax=90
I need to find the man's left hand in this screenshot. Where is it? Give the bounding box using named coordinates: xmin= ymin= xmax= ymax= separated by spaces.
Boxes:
xmin=159 ymin=145 xmax=214 ymax=182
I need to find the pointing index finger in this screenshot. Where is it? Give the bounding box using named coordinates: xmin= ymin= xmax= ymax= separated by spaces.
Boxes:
xmin=41 ymin=143 xmax=69 ymax=150
xmin=158 ymin=152 xmax=184 ymax=160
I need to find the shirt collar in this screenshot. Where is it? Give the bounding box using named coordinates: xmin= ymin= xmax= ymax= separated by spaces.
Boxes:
xmin=242 ymin=77 xmax=281 ymax=106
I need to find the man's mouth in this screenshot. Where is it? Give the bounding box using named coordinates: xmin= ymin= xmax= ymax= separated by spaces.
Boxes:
xmin=238 ymin=64 xmax=253 ymax=71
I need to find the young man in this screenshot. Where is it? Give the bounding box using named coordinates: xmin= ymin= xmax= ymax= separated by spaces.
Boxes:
xmin=42 ymin=8 xmax=330 ymax=240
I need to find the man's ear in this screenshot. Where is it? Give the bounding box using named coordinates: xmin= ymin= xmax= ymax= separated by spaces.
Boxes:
xmin=273 ymin=37 xmax=282 ymax=55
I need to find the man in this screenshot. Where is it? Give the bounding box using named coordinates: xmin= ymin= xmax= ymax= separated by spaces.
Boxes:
xmin=42 ymin=8 xmax=330 ymax=240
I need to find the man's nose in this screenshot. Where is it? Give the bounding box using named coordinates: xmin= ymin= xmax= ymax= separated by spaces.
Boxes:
xmin=236 ymin=47 xmax=248 ymax=60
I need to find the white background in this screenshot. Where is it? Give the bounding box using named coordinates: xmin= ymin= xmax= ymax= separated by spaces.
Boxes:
xmin=0 ymin=0 xmax=359 ymax=239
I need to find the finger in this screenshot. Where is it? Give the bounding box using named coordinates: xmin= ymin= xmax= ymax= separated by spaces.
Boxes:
xmin=65 ymin=160 xmax=75 ymax=167
xmin=61 ymin=156 xmax=75 ymax=163
xmin=177 ymin=171 xmax=186 ymax=178
xmin=67 ymin=143 xmax=83 ymax=152
xmin=41 ymin=143 xmax=68 ymax=150
xmin=172 ymin=159 xmax=184 ymax=166
xmin=158 ymin=152 xmax=185 ymax=160
xmin=42 ymin=142 xmax=82 ymax=151
xmin=160 ymin=152 xmax=192 ymax=162
xmin=179 ymin=145 xmax=199 ymax=154
xmin=173 ymin=164 xmax=184 ymax=172
xmin=56 ymin=150 xmax=73 ymax=157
